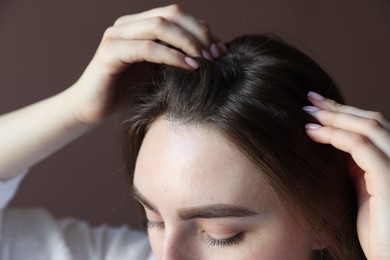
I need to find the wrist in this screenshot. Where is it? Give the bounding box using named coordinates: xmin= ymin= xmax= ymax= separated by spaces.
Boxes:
xmin=62 ymin=62 xmax=117 ymax=126
xmin=56 ymin=86 xmax=101 ymax=131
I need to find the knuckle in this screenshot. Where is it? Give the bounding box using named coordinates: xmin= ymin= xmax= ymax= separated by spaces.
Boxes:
xmin=353 ymin=134 xmax=370 ymax=147
xmin=366 ymin=118 xmax=382 ymax=130
xmin=151 ymin=16 xmax=168 ymax=28
xmin=113 ymin=15 xmax=127 ymax=26
xmin=167 ymin=4 xmax=183 ymax=15
xmin=102 ymin=26 xmax=115 ymax=38
xmin=95 ymin=42 xmax=117 ymax=67
xmin=100 ymin=38 xmax=113 ymax=50
xmin=183 ymin=38 xmax=200 ymax=54
xmin=142 ymin=41 xmax=155 ymax=52
xmin=199 ymin=24 xmax=211 ymax=37
xmin=328 ymin=99 xmax=343 ymax=111
xmin=369 ymin=111 xmax=384 ymax=121
xmin=99 ymin=37 xmax=115 ymax=54
xmin=183 ymin=36 xmax=195 ymax=47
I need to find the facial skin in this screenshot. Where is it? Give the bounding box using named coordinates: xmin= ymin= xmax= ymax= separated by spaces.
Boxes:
xmin=133 ymin=118 xmax=320 ymax=260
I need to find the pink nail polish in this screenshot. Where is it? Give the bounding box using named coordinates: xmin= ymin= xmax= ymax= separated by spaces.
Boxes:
xmin=210 ymin=43 xmax=221 ymax=58
xmin=305 ymin=123 xmax=322 ymax=130
xmin=307 ymin=91 xmax=326 ymax=102
xmin=201 ymin=49 xmax=213 ymax=61
xmin=217 ymin=42 xmax=228 ymax=53
xmin=302 ymin=106 xmax=320 ymax=113
xmin=184 ymin=57 xmax=199 ymax=69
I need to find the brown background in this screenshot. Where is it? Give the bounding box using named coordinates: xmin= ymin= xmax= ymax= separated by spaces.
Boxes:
xmin=0 ymin=0 xmax=389 ymax=229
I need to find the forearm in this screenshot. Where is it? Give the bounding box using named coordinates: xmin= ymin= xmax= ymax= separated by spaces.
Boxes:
xmin=0 ymin=4 xmax=219 ymax=180
xmin=0 ymin=88 xmax=96 ymax=180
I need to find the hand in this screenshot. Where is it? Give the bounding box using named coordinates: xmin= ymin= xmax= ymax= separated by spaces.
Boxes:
xmin=64 ymin=4 xmax=225 ymax=125
xmin=304 ymin=91 xmax=390 ymax=259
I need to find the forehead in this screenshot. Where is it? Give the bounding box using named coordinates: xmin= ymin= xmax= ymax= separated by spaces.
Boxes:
xmin=133 ymin=119 xmax=276 ymax=211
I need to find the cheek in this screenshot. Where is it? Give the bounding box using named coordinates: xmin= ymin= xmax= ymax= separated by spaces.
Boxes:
xmin=148 ymin=230 xmax=163 ymax=258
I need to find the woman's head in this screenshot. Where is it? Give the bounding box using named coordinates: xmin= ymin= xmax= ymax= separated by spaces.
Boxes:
xmin=124 ymin=34 xmax=364 ymax=259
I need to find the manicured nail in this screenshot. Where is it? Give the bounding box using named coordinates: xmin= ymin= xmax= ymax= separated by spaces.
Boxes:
xmin=303 ymin=106 xmax=320 ymax=113
xmin=307 ymin=91 xmax=326 ymax=102
xmin=305 ymin=123 xmax=322 ymax=130
xmin=217 ymin=42 xmax=228 ymax=53
xmin=210 ymin=43 xmax=221 ymax=58
xmin=201 ymin=49 xmax=213 ymax=61
xmin=184 ymin=57 xmax=199 ymax=69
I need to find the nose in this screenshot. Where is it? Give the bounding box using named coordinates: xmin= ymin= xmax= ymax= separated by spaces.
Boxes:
xmin=160 ymin=232 xmax=198 ymax=260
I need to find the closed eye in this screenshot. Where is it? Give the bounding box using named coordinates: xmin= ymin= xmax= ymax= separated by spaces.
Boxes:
xmin=143 ymin=218 xmax=165 ymax=230
xmin=205 ymin=232 xmax=243 ymax=247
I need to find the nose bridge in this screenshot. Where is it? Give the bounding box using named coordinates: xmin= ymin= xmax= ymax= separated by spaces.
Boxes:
xmin=160 ymin=229 xmax=196 ymax=260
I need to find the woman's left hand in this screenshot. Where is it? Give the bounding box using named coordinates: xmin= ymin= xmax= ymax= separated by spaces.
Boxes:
xmin=304 ymin=91 xmax=390 ymax=260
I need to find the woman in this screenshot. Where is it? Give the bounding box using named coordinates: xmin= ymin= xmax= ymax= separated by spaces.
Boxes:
xmin=122 ymin=33 xmax=387 ymax=259
xmin=0 ymin=4 xmax=388 ymax=260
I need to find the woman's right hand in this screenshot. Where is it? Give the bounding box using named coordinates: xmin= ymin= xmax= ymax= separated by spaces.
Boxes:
xmin=65 ymin=4 xmax=226 ymax=126
xmin=1 ymin=5 xmax=226 ymax=179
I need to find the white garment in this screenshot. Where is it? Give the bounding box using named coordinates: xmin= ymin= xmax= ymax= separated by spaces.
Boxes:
xmin=0 ymin=171 xmax=154 ymax=260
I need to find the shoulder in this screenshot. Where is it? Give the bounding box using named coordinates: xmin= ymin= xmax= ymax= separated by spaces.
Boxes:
xmin=0 ymin=207 xmax=152 ymax=260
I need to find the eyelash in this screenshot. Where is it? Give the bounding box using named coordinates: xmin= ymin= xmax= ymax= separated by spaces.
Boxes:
xmin=143 ymin=219 xmax=165 ymax=230
xmin=205 ymin=232 xmax=243 ymax=247
xmin=144 ymin=219 xmax=243 ymax=247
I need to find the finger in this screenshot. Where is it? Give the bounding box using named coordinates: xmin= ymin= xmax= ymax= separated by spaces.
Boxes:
xmin=204 ymin=28 xmax=228 ymax=54
xmin=96 ymin=39 xmax=199 ymax=72
xmin=114 ymin=5 xmax=179 ymax=25
xmin=200 ymin=19 xmax=217 ymax=43
xmin=114 ymin=5 xmax=214 ymax=49
xmin=209 ymin=42 xmax=222 ymax=59
xmin=305 ymin=108 xmax=390 ymax=157
xmin=198 ymin=20 xmax=211 ymax=35
xmin=307 ymin=91 xmax=387 ymax=123
xmin=217 ymin=42 xmax=229 ymax=54
xmin=151 ymin=5 xmax=215 ymax=48
xmin=305 ymin=124 xmax=390 ymax=195
xmin=106 ymin=17 xmax=207 ymax=58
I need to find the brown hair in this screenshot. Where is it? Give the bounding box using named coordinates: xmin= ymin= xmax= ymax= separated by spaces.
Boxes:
xmin=123 ymin=34 xmax=365 ymax=259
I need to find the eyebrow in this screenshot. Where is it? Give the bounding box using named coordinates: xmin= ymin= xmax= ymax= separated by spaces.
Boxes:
xmin=178 ymin=205 xmax=257 ymax=220
xmin=131 ymin=186 xmax=257 ymax=220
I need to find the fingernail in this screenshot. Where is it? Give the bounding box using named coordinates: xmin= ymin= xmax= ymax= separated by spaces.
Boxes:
xmin=303 ymin=106 xmax=320 ymax=113
xmin=217 ymin=42 xmax=228 ymax=53
xmin=210 ymin=43 xmax=221 ymax=58
xmin=305 ymin=123 xmax=322 ymax=130
xmin=201 ymin=49 xmax=213 ymax=61
xmin=307 ymin=91 xmax=326 ymax=102
xmin=184 ymin=57 xmax=199 ymax=69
